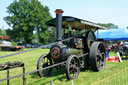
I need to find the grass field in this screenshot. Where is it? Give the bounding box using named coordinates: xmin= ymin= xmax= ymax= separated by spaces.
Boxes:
xmin=0 ymin=49 xmax=128 ymax=85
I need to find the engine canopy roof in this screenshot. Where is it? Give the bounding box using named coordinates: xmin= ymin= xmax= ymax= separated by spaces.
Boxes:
xmin=46 ymin=16 xmax=107 ymax=30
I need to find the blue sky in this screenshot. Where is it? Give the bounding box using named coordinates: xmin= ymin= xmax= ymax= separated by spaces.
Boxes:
xmin=0 ymin=0 xmax=128 ymax=29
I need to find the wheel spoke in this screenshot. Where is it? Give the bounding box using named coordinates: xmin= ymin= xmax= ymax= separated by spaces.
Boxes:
xmin=69 ymin=68 xmax=74 ymax=74
xmin=98 ymin=45 xmax=102 ymax=51
xmin=75 ymin=67 xmax=79 ymax=72
xmin=96 ymin=55 xmax=101 ymax=67
xmin=100 ymin=60 xmax=103 ymax=66
xmin=97 ymin=49 xmax=100 ymax=55
xmin=100 ymin=52 xmax=105 ymax=55
xmin=96 ymin=55 xmax=100 ymax=61
xmin=71 ymin=59 xmax=75 ymax=64
xmin=98 ymin=44 xmax=104 ymax=53
xmin=70 ymin=64 xmax=73 ymax=68
xmin=97 ymin=60 xmax=100 ymax=68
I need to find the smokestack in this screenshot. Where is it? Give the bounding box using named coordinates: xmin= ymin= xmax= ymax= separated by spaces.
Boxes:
xmin=55 ymin=9 xmax=64 ymax=41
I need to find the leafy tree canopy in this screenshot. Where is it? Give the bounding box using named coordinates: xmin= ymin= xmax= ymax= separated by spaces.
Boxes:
xmin=0 ymin=29 xmax=7 ymax=36
xmin=4 ymin=0 xmax=52 ymax=44
xmin=97 ymin=23 xmax=118 ymax=29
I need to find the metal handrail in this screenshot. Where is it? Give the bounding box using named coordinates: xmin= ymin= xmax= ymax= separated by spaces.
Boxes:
xmin=0 ymin=61 xmax=66 ymax=82
xmin=0 ymin=37 xmax=74 ymax=58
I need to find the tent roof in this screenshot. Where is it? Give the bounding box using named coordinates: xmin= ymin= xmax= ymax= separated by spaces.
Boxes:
xmin=95 ymin=28 xmax=128 ymax=41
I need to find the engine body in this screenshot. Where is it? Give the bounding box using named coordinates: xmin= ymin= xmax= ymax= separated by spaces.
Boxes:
xmin=50 ymin=42 xmax=83 ymax=62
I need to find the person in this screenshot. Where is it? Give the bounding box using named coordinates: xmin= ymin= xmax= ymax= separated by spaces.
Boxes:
xmin=104 ymin=41 xmax=110 ymax=58
xmin=106 ymin=47 xmax=111 ymax=58
xmin=116 ymin=42 xmax=123 ymax=57
xmin=119 ymin=44 xmax=123 ymax=57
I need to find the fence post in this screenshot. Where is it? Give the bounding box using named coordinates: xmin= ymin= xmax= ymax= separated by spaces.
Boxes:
xmin=7 ymin=70 xmax=10 ymax=85
xmin=72 ymin=80 xmax=74 ymax=85
xmin=50 ymin=80 xmax=53 ymax=85
xmin=23 ymin=66 xmax=26 ymax=85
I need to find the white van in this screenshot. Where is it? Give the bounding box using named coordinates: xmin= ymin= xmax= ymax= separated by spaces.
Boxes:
xmin=0 ymin=40 xmax=11 ymax=46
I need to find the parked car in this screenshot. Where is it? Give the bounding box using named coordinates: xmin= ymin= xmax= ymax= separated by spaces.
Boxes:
xmin=20 ymin=43 xmax=39 ymax=48
xmin=20 ymin=44 xmax=32 ymax=48
xmin=31 ymin=43 xmax=39 ymax=48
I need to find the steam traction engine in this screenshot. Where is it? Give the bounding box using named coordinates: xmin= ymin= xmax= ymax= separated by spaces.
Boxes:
xmin=37 ymin=9 xmax=107 ymax=80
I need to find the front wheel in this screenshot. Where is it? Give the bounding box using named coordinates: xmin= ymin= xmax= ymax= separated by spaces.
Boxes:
xmin=89 ymin=42 xmax=106 ymax=71
xmin=66 ymin=55 xmax=80 ymax=80
xmin=37 ymin=54 xmax=53 ymax=77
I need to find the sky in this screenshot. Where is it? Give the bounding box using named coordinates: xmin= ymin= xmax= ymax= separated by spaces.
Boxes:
xmin=0 ymin=0 xmax=128 ymax=29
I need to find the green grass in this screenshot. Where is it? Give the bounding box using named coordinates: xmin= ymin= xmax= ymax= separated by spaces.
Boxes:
xmin=0 ymin=49 xmax=128 ymax=85
xmin=109 ymin=51 xmax=118 ymax=57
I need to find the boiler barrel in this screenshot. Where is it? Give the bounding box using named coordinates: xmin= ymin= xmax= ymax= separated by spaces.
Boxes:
xmin=50 ymin=45 xmax=83 ymax=60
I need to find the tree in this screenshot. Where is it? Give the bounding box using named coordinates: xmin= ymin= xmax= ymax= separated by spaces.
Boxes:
xmin=4 ymin=0 xmax=52 ymax=44
xmin=0 ymin=29 xmax=7 ymax=36
xmin=97 ymin=23 xmax=118 ymax=29
xmin=0 ymin=29 xmax=2 ymax=35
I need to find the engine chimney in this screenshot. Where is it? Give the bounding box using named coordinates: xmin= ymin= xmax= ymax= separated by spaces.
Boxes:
xmin=55 ymin=9 xmax=64 ymax=41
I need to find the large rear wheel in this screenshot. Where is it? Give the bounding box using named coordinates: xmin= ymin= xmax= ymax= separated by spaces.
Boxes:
xmin=89 ymin=42 xmax=106 ymax=71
